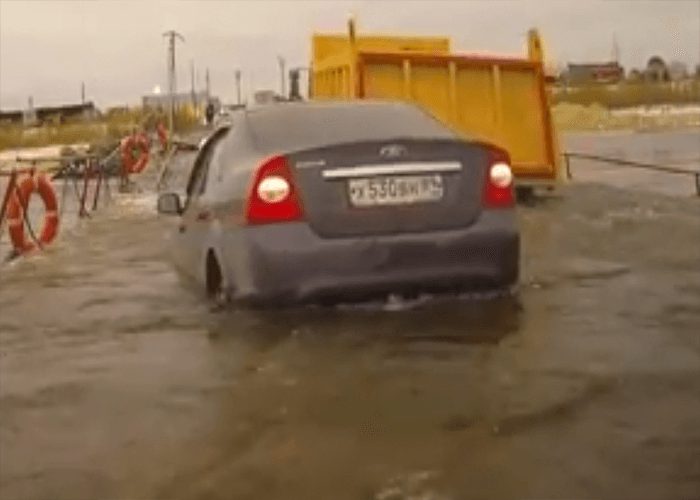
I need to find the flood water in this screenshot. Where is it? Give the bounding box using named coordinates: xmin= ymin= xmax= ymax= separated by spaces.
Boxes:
xmin=1 ymin=131 xmax=699 ymax=500
xmin=563 ymin=129 xmax=700 ymax=197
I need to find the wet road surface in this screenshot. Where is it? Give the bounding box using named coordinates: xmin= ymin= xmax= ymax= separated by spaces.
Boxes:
xmin=1 ymin=132 xmax=699 ymax=499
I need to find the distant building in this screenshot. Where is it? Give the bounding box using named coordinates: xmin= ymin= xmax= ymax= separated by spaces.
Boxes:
xmin=142 ymin=91 xmax=219 ymax=111
xmin=645 ymin=56 xmax=669 ymax=82
xmin=0 ymin=109 xmax=22 ymax=126
xmin=253 ymin=90 xmax=281 ymax=105
xmin=667 ymin=61 xmax=689 ymax=81
xmin=0 ymin=101 xmax=98 ymax=126
xmin=38 ymin=102 xmax=97 ymax=124
xmin=627 ymin=68 xmax=644 ymax=82
xmin=564 ymin=62 xmax=624 ymax=84
xmin=104 ymin=106 xmax=130 ymax=117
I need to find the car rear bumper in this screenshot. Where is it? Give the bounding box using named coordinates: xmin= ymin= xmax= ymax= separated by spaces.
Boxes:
xmin=223 ymin=211 xmax=519 ymax=306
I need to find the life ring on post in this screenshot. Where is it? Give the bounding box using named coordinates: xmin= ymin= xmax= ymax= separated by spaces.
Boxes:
xmin=156 ymin=122 xmax=168 ymax=151
xmin=6 ymin=173 xmax=59 ymax=254
xmin=120 ymin=133 xmax=151 ymax=174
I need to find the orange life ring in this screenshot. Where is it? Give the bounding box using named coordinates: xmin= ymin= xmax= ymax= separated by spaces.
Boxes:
xmin=120 ymin=133 xmax=150 ymax=174
xmin=6 ymin=174 xmax=59 ymax=254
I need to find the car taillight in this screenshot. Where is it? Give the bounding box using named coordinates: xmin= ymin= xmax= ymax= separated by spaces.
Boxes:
xmin=484 ymin=148 xmax=515 ymax=208
xmin=246 ymin=155 xmax=304 ymax=224
xmin=257 ymin=176 xmax=290 ymax=203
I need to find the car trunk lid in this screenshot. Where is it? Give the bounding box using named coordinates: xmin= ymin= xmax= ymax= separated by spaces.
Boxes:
xmin=288 ymin=139 xmax=488 ymax=238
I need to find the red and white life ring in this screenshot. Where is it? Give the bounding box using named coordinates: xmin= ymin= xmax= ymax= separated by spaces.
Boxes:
xmin=120 ymin=133 xmax=150 ymax=174
xmin=5 ymin=173 xmax=59 ymax=254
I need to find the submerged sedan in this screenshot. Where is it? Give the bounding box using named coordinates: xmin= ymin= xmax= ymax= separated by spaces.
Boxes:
xmin=158 ymin=101 xmax=519 ymax=306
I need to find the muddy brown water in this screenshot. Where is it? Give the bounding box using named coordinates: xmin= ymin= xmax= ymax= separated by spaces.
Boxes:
xmin=0 ymin=132 xmax=699 ymax=500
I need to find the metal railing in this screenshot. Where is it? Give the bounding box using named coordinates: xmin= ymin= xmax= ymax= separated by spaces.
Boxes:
xmin=2 ymin=132 xmax=209 ymax=259
xmin=0 ymin=144 xmax=121 ymax=258
xmin=563 ymin=152 xmax=700 ymax=197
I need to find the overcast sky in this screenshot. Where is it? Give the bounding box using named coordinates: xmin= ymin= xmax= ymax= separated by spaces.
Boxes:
xmin=0 ymin=0 xmax=698 ymax=110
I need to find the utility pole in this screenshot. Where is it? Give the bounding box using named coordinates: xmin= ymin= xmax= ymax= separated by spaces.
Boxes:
xmin=163 ymin=30 xmax=185 ymax=136
xmin=204 ymin=68 xmax=211 ymax=99
xmin=81 ymin=81 xmax=85 ymax=104
xmin=234 ymin=69 xmax=242 ymax=105
xmin=277 ymin=56 xmax=286 ymax=98
xmin=190 ymin=59 xmax=196 ymax=109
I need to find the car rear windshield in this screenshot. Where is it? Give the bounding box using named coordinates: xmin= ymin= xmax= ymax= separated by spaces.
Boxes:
xmin=246 ymin=102 xmax=457 ymax=154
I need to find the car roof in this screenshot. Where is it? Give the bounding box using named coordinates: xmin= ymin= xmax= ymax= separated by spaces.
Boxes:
xmin=243 ymin=100 xmax=457 ymax=154
xmin=244 ymin=99 xmax=450 ymax=123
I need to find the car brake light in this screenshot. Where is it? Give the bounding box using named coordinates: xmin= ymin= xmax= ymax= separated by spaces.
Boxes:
xmin=484 ymin=148 xmax=515 ymax=208
xmin=490 ymin=163 xmax=513 ymax=188
xmin=257 ymin=176 xmax=290 ymax=203
xmin=246 ymin=155 xmax=304 ymax=224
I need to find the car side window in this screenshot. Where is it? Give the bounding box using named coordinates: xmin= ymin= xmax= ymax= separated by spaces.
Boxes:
xmin=212 ymin=129 xmax=232 ymax=184
xmin=191 ymin=147 xmax=215 ymax=197
xmin=184 ymin=128 xmax=230 ymax=208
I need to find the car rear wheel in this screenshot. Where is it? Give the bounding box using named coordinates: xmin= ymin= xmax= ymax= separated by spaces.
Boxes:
xmin=205 ymin=250 xmax=228 ymax=307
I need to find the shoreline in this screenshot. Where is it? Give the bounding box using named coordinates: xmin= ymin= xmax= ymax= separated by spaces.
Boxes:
xmin=552 ymin=103 xmax=700 ymax=132
xmin=1 ymin=104 xmax=699 ymax=154
xmin=560 ymin=125 xmax=700 ymax=137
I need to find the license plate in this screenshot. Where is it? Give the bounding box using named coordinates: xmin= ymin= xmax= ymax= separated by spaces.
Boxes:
xmin=348 ymin=175 xmax=444 ymax=207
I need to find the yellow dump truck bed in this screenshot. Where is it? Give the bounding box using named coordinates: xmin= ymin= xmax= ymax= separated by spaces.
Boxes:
xmin=312 ymin=34 xmax=450 ymax=62
xmin=311 ymin=29 xmax=560 ymax=183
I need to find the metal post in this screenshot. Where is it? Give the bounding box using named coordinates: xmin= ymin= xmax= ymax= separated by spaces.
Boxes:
xmin=92 ymin=159 xmax=103 ymax=211
xmin=190 ymin=60 xmax=196 ymax=109
xmin=235 ymin=69 xmax=242 ymax=105
xmin=527 ymin=29 xmax=544 ymax=63
xmin=17 ymin=167 xmax=42 ymax=250
xmin=205 ymin=68 xmax=211 ymax=100
xmin=163 ymin=30 xmax=185 ymax=138
xmin=79 ymin=162 xmax=92 ymax=217
xmin=289 ymin=69 xmax=301 ymax=101
xmin=348 ymin=17 xmax=358 ymax=97
xmin=277 ymin=56 xmax=286 ymax=98
xmin=565 ymin=153 xmax=572 ymax=180
xmin=0 ymin=170 xmax=18 ymax=241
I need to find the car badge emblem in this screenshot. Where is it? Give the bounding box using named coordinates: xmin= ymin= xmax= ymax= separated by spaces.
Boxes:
xmin=379 ymin=144 xmax=407 ymax=159
xmin=296 ymin=159 xmax=327 ymax=169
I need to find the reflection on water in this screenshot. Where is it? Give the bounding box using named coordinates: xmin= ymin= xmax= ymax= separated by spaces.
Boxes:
xmin=1 ymin=132 xmax=699 ymax=500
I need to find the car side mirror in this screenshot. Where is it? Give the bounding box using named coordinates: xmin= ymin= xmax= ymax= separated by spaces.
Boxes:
xmin=157 ymin=192 xmax=183 ymax=215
